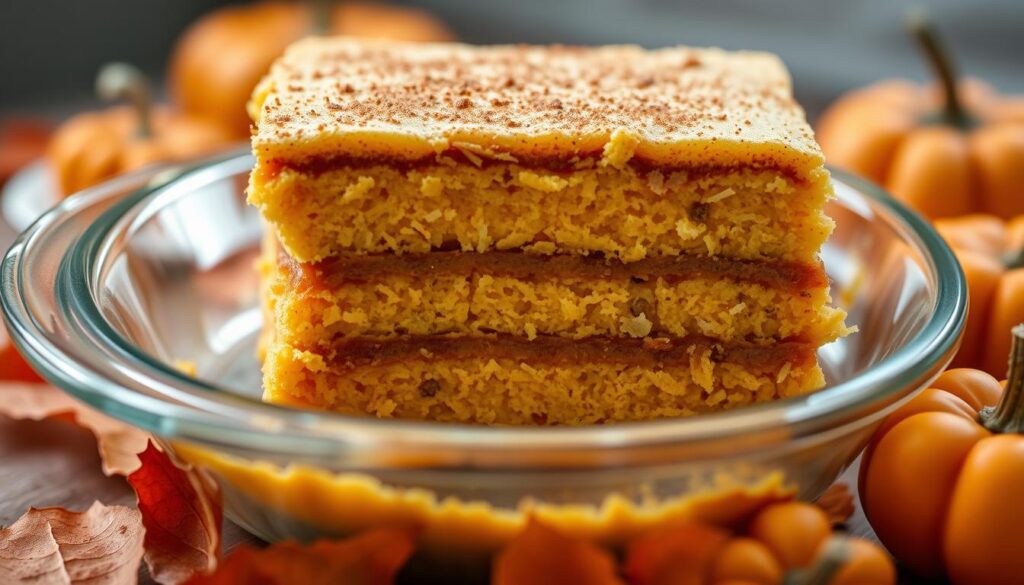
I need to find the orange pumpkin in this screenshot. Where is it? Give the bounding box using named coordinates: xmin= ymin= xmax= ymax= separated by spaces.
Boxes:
xmin=934 ymin=214 xmax=1024 ymax=375
xmin=817 ymin=17 xmax=1024 ymax=220
xmin=625 ymin=502 xmax=894 ymax=585
xmin=47 ymin=63 xmax=235 ymax=196
xmin=860 ymin=325 xmax=1024 ymax=584
xmin=168 ymin=1 xmax=454 ymax=137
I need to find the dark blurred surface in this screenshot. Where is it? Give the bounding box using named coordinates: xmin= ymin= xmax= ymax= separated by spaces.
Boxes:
xmin=1 ymin=0 xmax=223 ymax=112
xmin=2 ymin=0 xmax=1023 ymax=120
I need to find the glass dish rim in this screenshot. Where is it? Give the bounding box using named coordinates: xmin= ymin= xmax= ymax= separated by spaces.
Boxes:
xmin=1 ymin=151 xmax=966 ymax=462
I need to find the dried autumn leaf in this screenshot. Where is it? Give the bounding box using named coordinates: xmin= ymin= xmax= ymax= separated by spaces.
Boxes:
xmin=0 ymin=383 xmax=149 ymax=475
xmin=493 ymin=518 xmax=624 ymax=585
xmin=0 ymin=501 xmax=144 ymax=585
xmin=625 ymin=522 xmax=731 ymax=585
xmin=0 ymin=326 xmax=44 ymax=383
xmin=0 ymin=508 xmax=67 ymax=584
xmin=184 ymin=528 xmax=417 ymax=585
xmin=128 ymin=441 xmax=221 ymax=585
xmin=815 ymin=483 xmax=855 ymax=527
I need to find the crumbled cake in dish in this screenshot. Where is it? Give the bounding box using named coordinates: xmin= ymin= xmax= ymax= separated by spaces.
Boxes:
xmin=249 ymin=38 xmax=849 ymax=424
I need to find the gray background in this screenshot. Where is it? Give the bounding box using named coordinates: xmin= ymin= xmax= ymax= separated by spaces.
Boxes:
xmin=1 ymin=0 xmax=1022 ymax=121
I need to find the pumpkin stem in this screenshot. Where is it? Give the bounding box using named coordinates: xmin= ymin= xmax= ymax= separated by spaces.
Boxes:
xmin=310 ymin=0 xmax=332 ymax=35
xmin=1005 ymin=249 xmax=1024 ymax=271
xmin=908 ymin=11 xmax=971 ymax=129
xmin=95 ymin=62 xmax=152 ymax=139
xmin=981 ymin=324 xmax=1024 ymax=433
xmin=784 ymin=537 xmax=849 ymax=585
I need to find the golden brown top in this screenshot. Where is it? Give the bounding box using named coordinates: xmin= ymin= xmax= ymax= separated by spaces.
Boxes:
xmin=250 ymin=37 xmax=824 ymax=172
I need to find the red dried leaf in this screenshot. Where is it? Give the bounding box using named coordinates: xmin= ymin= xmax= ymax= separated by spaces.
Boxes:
xmin=184 ymin=528 xmax=417 ymax=585
xmin=0 ymin=326 xmax=45 ymax=383
xmin=128 ymin=441 xmax=221 ymax=585
xmin=493 ymin=518 xmax=624 ymax=585
xmin=0 ymin=118 xmax=51 ymax=184
xmin=0 ymin=383 xmax=149 ymax=476
xmin=625 ymin=522 xmax=731 ymax=585
xmin=815 ymin=483 xmax=855 ymax=527
xmin=0 ymin=502 xmax=144 ymax=585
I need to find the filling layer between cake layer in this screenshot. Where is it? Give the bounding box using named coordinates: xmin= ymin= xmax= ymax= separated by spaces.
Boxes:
xmin=249 ymin=160 xmax=833 ymax=264
xmin=292 ymin=249 xmax=828 ymax=289
xmin=262 ymin=334 xmax=821 ymax=425
xmin=320 ymin=334 xmax=814 ymax=369
xmin=267 ymin=249 xmax=846 ymax=348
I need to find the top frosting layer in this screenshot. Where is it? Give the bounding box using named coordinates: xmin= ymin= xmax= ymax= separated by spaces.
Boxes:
xmin=249 ymin=37 xmax=824 ymax=172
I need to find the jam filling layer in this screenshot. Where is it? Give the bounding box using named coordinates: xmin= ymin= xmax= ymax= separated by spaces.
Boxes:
xmin=320 ymin=333 xmax=816 ymax=372
xmin=261 ymin=150 xmax=806 ymax=183
xmin=281 ymin=249 xmax=827 ymax=292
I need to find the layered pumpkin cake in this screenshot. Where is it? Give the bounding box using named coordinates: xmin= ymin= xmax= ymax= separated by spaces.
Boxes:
xmin=249 ymin=38 xmax=849 ymax=425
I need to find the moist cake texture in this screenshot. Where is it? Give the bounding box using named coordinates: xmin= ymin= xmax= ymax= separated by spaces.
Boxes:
xmin=250 ymin=38 xmax=849 ymax=424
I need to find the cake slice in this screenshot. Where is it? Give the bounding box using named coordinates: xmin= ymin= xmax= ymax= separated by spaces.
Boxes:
xmin=249 ymin=38 xmax=849 ymax=424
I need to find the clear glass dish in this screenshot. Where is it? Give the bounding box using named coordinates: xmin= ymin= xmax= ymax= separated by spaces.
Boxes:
xmin=1 ymin=151 xmax=964 ymax=575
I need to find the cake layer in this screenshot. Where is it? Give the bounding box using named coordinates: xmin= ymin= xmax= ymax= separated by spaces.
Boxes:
xmin=262 ymin=335 xmax=822 ymax=424
xmin=249 ymin=39 xmax=824 ymax=173
xmin=249 ymin=39 xmax=832 ymax=264
xmin=266 ymin=246 xmax=847 ymax=348
xmin=250 ymin=159 xmax=832 ymax=263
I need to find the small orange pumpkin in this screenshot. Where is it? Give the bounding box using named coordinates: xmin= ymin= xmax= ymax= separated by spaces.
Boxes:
xmin=860 ymin=325 xmax=1024 ymax=585
xmin=47 ymin=63 xmax=235 ymax=196
xmin=625 ymin=502 xmax=894 ymax=585
xmin=817 ymin=16 xmax=1024 ymax=220
xmin=491 ymin=509 xmax=893 ymax=585
xmin=934 ymin=214 xmax=1024 ymax=375
xmin=168 ymin=1 xmax=454 ymax=137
